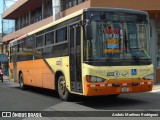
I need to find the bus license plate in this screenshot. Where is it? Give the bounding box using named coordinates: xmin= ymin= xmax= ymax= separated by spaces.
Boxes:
xmin=121 ymin=87 xmax=129 ymax=93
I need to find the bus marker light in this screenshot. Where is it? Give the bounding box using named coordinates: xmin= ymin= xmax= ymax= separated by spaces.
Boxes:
xmin=112 ymin=83 xmax=120 ymax=87
xmin=122 ymin=83 xmax=127 ymax=86
xmin=95 ymin=84 xmax=99 ymax=87
xmin=100 ymin=84 xmax=105 ymax=87
xmin=132 ymin=82 xmax=139 ymax=86
xmin=108 ymin=84 xmax=112 ymax=87
xmin=140 ymin=82 xmax=144 ymax=85
xmin=147 ymin=82 xmax=152 ymax=84
xmin=90 ymin=84 xmax=96 ymax=87
xmin=87 ymin=84 xmax=106 ymax=87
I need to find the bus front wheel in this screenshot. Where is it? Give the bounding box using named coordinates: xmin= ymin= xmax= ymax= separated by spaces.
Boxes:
xmin=57 ymin=76 xmax=71 ymax=101
xmin=108 ymin=94 xmax=119 ymax=98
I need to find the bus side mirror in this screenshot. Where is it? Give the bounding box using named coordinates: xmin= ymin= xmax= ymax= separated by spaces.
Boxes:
xmin=85 ymin=24 xmax=93 ymax=40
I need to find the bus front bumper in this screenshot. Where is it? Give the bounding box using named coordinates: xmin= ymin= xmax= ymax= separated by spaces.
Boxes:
xmin=84 ymin=79 xmax=153 ymax=96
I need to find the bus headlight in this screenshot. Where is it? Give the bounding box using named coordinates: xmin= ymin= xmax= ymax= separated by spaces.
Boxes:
xmin=86 ymin=75 xmax=105 ymax=83
xmin=143 ymin=74 xmax=154 ymax=80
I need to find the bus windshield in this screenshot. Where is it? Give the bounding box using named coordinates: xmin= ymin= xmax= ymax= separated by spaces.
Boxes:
xmin=83 ymin=11 xmax=152 ymax=66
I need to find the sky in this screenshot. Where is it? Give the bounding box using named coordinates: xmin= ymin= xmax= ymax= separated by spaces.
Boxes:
xmin=0 ymin=0 xmax=4 ymax=33
xmin=0 ymin=0 xmax=18 ymax=33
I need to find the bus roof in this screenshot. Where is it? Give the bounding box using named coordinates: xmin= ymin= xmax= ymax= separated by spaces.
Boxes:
xmin=28 ymin=7 xmax=148 ymax=36
xmin=84 ymin=7 xmax=148 ymax=15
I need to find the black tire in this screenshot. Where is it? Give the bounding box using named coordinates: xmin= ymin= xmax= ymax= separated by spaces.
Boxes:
xmin=108 ymin=94 xmax=119 ymax=98
xmin=57 ymin=76 xmax=71 ymax=101
xmin=19 ymin=73 xmax=27 ymax=90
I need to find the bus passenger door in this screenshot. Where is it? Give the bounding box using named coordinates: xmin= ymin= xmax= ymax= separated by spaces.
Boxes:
xmin=69 ymin=23 xmax=83 ymax=93
xmin=13 ymin=45 xmax=17 ymax=82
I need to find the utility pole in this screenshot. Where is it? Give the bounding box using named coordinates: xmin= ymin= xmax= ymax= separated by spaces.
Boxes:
xmin=2 ymin=0 xmax=5 ymax=38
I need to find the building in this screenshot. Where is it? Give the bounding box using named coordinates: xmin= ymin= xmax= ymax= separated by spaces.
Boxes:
xmin=1 ymin=0 xmax=160 ymax=83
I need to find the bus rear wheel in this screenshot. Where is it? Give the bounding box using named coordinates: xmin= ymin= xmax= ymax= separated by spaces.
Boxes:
xmin=19 ymin=73 xmax=27 ymax=90
xmin=108 ymin=94 xmax=119 ymax=98
xmin=57 ymin=76 xmax=71 ymax=101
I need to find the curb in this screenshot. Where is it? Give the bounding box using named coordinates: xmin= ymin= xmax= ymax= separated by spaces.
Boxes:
xmin=153 ymin=84 xmax=160 ymax=90
xmin=3 ymin=76 xmax=10 ymax=80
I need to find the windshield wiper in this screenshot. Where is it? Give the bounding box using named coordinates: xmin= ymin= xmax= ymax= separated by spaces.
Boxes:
xmin=130 ymin=48 xmax=141 ymax=65
xmin=107 ymin=53 xmax=113 ymax=66
xmin=123 ymin=30 xmax=141 ymax=65
xmin=124 ymin=31 xmax=128 ymax=53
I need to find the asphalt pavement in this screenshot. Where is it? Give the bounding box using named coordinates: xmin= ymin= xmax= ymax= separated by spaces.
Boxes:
xmin=1 ymin=76 xmax=160 ymax=120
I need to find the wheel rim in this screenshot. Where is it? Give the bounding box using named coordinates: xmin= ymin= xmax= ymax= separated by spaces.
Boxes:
xmin=58 ymin=77 xmax=66 ymax=98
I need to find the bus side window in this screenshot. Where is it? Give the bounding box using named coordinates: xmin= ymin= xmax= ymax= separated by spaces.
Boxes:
xmin=56 ymin=26 xmax=67 ymax=43
xmin=45 ymin=31 xmax=54 ymax=45
xmin=26 ymin=36 xmax=34 ymax=50
xmin=36 ymin=35 xmax=44 ymax=48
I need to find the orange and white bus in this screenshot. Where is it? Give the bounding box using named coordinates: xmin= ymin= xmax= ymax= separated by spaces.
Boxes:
xmin=9 ymin=7 xmax=154 ymax=101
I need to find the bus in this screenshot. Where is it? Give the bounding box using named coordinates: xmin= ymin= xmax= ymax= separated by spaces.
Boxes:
xmin=9 ymin=7 xmax=154 ymax=101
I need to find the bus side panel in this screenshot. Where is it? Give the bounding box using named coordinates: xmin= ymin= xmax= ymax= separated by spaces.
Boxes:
xmin=42 ymin=73 xmax=55 ymax=89
xmin=46 ymin=57 xmax=70 ymax=91
xmin=16 ymin=59 xmax=55 ymax=90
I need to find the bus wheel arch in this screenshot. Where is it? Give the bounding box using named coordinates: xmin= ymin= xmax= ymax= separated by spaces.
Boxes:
xmin=55 ymin=71 xmax=63 ymax=90
xmin=55 ymin=71 xmax=71 ymax=101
